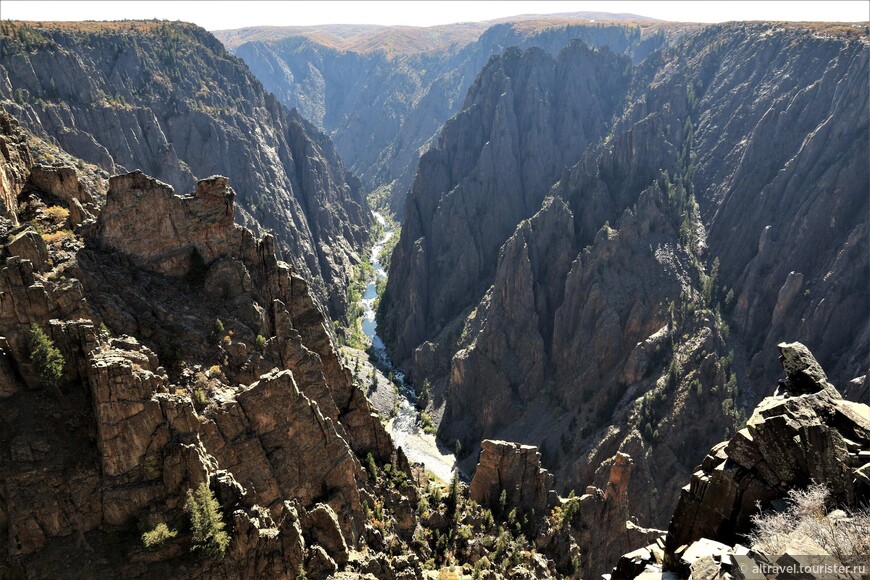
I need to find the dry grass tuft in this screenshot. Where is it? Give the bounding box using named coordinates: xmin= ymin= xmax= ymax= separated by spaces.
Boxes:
xmin=749 ymin=483 xmax=870 ymax=565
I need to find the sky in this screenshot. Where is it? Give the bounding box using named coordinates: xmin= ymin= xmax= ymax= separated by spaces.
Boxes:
xmin=0 ymin=1 xmax=867 ymax=30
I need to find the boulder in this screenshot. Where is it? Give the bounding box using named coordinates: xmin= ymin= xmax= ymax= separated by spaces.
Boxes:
xmin=775 ymin=342 xmax=840 ymax=398
xmin=28 ymin=165 xmax=95 ymax=206
xmin=305 ymin=545 xmax=338 ymax=579
xmin=95 ymin=171 xmax=237 ymax=278
xmin=302 ymin=503 xmax=349 ymax=566
xmin=6 ymin=226 xmax=49 ymax=271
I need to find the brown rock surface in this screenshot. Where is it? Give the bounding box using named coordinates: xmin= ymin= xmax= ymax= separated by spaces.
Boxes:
xmin=302 ymin=503 xmax=350 ymax=566
xmin=96 ymin=171 xmax=236 ymax=278
xmin=209 ymin=370 xmax=365 ymax=541
xmin=90 ymin=170 xmax=392 ymax=465
xmin=0 ymin=161 xmax=389 ymax=576
xmin=5 ymin=226 xmax=49 ymax=271
xmin=469 ymin=440 xmax=557 ymax=517
xmin=567 ymin=453 xmax=664 ymax=578
xmin=27 ymin=164 xmax=96 ymax=207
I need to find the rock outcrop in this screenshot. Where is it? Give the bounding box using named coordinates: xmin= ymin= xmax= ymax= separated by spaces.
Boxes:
xmin=469 ymin=440 xmax=558 ymax=518
xmin=0 ymin=20 xmax=371 ymax=317
xmin=574 ymin=453 xmax=664 ymax=578
xmin=0 ymin=157 xmax=387 ymax=576
xmin=660 ymin=343 xmax=870 ymax=573
xmin=88 ymin=170 xmax=393 ymax=466
xmin=0 ymin=111 xmax=32 ymax=224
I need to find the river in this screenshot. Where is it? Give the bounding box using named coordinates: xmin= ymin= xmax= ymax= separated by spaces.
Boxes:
xmin=361 ymin=212 xmax=457 ymax=482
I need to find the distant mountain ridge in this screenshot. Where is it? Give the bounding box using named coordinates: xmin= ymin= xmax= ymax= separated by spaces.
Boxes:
xmin=216 ymin=17 xmax=669 ymax=214
xmin=215 ymin=12 xmax=661 ymax=52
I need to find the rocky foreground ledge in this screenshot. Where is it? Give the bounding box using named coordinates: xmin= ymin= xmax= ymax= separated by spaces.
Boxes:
xmin=613 ymin=342 xmax=870 ymax=579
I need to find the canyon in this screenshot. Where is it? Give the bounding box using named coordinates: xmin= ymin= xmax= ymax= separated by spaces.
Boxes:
xmin=379 ymin=21 xmax=869 ymax=540
xmin=0 ymin=13 xmax=867 ymax=580
xmin=216 ymin=16 xmax=668 ymax=215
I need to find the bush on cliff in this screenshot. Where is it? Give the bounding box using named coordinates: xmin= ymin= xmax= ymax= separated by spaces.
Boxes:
xmin=142 ymin=522 xmax=177 ymax=548
xmin=29 ymin=323 xmax=64 ymax=390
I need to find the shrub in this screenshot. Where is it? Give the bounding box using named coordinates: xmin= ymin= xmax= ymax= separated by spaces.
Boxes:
xmin=482 ymin=508 xmax=495 ymax=529
xmin=498 ymin=489 xmax=508 ymax=519
xmin=29 ymin=323 xmax=64 ymax=390
xmin=447 ymin=470 xmax=461 ymax=519
xmin=420 ymin=412 xmax=435 ymax=434
xmin=418 ymin=378 xmax=431 ymax=408
xmin=749 ymin=483 xmax=870 ymax=565
xmin=142 ymin=522 xmax=177 ymax=548
xmin=185 ymin=482 xmax=230 ymax=558
xmin=43 ymin=205 xmax=69 ymax=224
xmin=255 ymin=334 xmax=266 ymax=350
xmin=193 ymin=387 xmax=207 ymax=407
xmin=560 ymin=492 xmax=580 ymax=529
xmin=209 ymin=319 xmax=224 ymax=345
xmin=42 ymin=229 xmax=73 ymax=244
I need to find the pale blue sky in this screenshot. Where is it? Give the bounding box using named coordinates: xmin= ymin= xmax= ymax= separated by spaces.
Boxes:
xmin=1 ymin=1 xmax=867 ymax=30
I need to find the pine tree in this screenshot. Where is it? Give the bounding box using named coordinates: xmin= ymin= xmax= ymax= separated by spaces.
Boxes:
xmin=186 ymin=482 xmax=230 ymax=558
xmin=29 ymin=324 xmax=64 ymax=392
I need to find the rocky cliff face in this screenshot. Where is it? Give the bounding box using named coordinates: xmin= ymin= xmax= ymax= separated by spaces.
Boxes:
xmin=219 ymin=20 xmax=663 ymax=214
xmin=469 ymin=439 xmax=558 ymax=518
xmin=0 ymin=109 xmax=391 ymax=574
xmin=613 ymin=343 xmax=869 ymax=578
xmin=0 ymin=20 xmax=371 ymax=317
xmin=0 ymin=111 xmax=32 ymax=224
xmin=379 ymin=41 xmax=633 ymax=368
xmin=685 ymin=25 xmax=870 ymax=386
xmin=379 ymin=21 xmax=869 ymax=559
